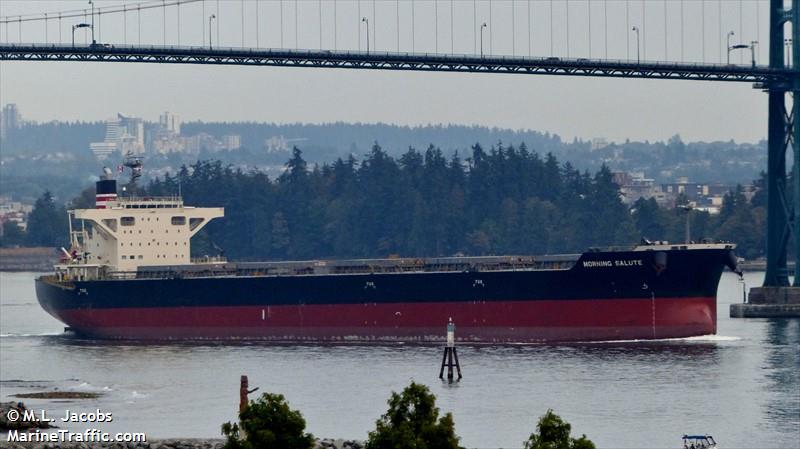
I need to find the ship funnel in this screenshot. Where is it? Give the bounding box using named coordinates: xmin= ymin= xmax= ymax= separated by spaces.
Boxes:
xmin=96 ymin=168 xmax=117 ymax=209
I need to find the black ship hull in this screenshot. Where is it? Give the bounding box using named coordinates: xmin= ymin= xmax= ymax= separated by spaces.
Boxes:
xmin=36 ymin=247 xmax=736 ymax=342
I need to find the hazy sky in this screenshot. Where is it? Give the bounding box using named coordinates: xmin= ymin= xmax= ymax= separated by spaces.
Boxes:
xmin=0 ymin=1 xmax=776 ymax=143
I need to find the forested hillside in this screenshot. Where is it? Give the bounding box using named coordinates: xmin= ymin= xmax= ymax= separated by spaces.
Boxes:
xmin=138 ymin=143 xmax=765 ymax=260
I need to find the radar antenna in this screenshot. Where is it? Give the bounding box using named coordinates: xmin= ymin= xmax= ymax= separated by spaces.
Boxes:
xmin=122 ymin=151 xmax=144 ymax=186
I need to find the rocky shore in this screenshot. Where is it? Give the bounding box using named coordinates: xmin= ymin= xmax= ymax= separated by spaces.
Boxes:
xmin=0 ymin=438 xmax=364 ymax=449
xmin=0 ymin=403 xmax=363 ymax=449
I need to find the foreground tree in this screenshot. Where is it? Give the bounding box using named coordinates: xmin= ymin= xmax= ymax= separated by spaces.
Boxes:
xmin=0 ymin=221 xmax=26 ymax=247
xmin=221 ymin=392 xmax=314 ymax=449
xmin=366 ymin=382 xmax=463 ymax=449
xmin=523 ymin=409 xmax=595 ymax=449
xmin=26 ymin=191 xmax=67 ymax=247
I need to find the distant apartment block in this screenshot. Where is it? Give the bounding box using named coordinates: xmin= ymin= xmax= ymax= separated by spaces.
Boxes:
xmin=613 ymin=172 xmax=667 ymax=206
xmin=0 ymin=195 xmax=33 ymax=232
xmin=0 ymin=103 xmax=22 ymax=140
xmin=119 ymin=114 xmax=145 ymax=155
xmin=590 ymin=137 xmax=610 ymax=151
xmin=221 ymin=135 xmax=241 ymax=151
xmin=90 ymin=118 xmax=121 ymax=159
xmin=184 ymin=132 xmax=218 ymax=153
xmin=613 ymin=171 xmax=734 ymax=214
xmin=90 ymin=114 xmax=146 ymax=159
xmin=159 ymin=111 xmax=181 ymax=135
xmin=153 ymin=135 xmax=243 ymax=155
xmin=264 ymin=135 xmax=308 ymax=152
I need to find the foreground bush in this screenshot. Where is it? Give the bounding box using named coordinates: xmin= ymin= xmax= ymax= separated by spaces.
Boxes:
xmin=366 ymin=381 xmax=463 ymax=449
xmin=523 ymin=409 xmax=595 ymax=449
xmin=221 ymin=392 xmax=314 ymax=449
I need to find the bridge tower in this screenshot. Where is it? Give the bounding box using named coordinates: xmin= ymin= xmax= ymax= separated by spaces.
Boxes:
xmin=763 ymin=0 xmax=800 ymax=287
xmin=739 ymin=0 xmax=800 ymax=317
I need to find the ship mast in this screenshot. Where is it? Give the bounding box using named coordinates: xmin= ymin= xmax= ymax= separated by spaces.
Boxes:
xmin=122 ymin=151 xmax=144 ymax=194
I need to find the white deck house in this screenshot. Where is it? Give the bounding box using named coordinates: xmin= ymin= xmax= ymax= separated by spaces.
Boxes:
xmin=68 ymin=196 xmax=224 ymax=272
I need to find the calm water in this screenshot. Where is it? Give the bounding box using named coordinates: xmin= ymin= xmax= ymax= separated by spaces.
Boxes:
xmin=0 ymin=271 xmax=798 ymax=449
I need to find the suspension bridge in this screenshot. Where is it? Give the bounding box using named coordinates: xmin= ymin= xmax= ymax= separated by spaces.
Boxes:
xmin=0 ymin=1 xmax=799 ymax=307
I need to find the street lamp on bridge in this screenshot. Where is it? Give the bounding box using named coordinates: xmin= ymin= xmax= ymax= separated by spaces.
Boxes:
xmin=208 ymin=14 xmax=216 ymax=50
xmin=362 ymin=17 xmax=370 ymax=53
xmin=631 ymin=26 xmax=640 ymax=63
xmin=72 ymin=23 xmax=92 ymax=47
xmin=750 ymin=41 xmax=759 ymax=67
xmin=480 ymin=22 xmax=487 ymax=58
xmin=87 ymin=0 xmax=96 ymax=44
xmin=726 ymin=30 xmax=735 ymax=64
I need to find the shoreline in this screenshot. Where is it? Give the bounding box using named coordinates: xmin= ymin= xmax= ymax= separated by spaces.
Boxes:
xmin=0 ymin=247 xmax=56 ymax=272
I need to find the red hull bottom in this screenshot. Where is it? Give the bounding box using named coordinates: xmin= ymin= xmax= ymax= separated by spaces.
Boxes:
xmin=54 ymin=297 xmax=717 ymax=342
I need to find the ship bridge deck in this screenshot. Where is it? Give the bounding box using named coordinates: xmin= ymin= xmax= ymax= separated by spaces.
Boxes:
xmin=127 ymin=254 xmax=581 ymax=280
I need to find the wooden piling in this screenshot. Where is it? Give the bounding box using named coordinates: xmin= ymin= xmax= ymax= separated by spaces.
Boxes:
xmin=239 ymin=375 xmax=260 ymax=414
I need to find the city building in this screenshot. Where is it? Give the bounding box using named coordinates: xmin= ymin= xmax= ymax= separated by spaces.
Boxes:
xmin=159 ymin=111 xmax=181 ymax=135
xmin=184 ymin=132 xmax=219 ymax=153
xmin=0 ymin=103 xmax=22 ymax=140
xmin=152 ymin=134 xmax=186 ymax=154
xmin=221 ymin=135 xmax=241 ymax=151
xmin=119 ymin=114 xmax=145 ymax=155
xmin=590 ymin=137 xmax=610 ymax=151
xmin=0 ymin=195 xmax=33 ymax=232
xmin=90 ymin=114 xmax=146 ymax=159
xmin=90 ymin=117 xmax=122 ymax=159
xmin=264 ymin=135 xmax=308 ymax=152
xmin=612 ymin=171 xmax=667 ymax=206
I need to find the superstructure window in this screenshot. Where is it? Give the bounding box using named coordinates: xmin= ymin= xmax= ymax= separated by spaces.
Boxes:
xmin=102 ymin=218 xmax=117 ymax=231
xmin=171 ymin=216 xmax=186 ymax=225
xmin=189 ymin=217 xmax=204 ymax=230
xmin=121 ymin=217 xmax=135 ymax=226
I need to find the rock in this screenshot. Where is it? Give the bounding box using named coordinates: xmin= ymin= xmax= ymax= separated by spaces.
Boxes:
xmin=0 ymin=401 xmax=52 ymax=431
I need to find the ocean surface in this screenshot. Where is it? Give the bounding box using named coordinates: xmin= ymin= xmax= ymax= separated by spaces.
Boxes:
xmin=0 ymin=271 xmax=798 ymax=449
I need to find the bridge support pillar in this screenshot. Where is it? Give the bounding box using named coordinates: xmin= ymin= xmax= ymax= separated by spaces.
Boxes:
xmin=793 ymin=0 xmax=800 ymax=287
xmin=764 ymin=87 xmax=789 ymax=287
xmin=741 ymin=0 xmax=800 ymax=317
xmin=762 ymin=0 xmax=795 ymax=287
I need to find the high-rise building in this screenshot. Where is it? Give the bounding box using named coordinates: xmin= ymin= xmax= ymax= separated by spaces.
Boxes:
xmin=159 ymin=112 xmax=181 ymax=135
xmin=0 ymin=104 xmax=22 ymax=140
xmin=119 ymin=114 xmax=145 ymax=155
xmin=90 ymin=118 xmax=121 ymax=159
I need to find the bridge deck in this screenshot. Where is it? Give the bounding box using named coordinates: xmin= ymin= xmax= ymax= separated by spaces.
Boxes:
xmin=1 ymin=43 xmax=796 ymax=84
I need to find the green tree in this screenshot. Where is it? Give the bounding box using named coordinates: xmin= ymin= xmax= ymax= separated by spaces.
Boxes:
xmin=0 ymin=221 xmax=26 ymax=247
xmin=221 ymin=392 xmax=314 ymax=449
xmin=365 ymin=382 xmax=463 ymax=449
xmin=271 ymin=212 xmax=291 ymax=257
xmin=631 ymin=197 xmax=669 ymax=241
xmin=523 ymin=409 xmax=595 ymax=449
xmin=25 ymin=191 xmax=67 ymax=247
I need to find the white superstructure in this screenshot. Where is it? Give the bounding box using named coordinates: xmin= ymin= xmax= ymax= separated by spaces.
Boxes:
xmin=55 ymin=166 xmax=224 ymax=281
xmin=68 ymin=196 xmax=223 ymax=272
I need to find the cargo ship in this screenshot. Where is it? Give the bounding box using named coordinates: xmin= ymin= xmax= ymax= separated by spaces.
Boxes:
xmin=35 ymin=167 xmax=741 ymax=342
